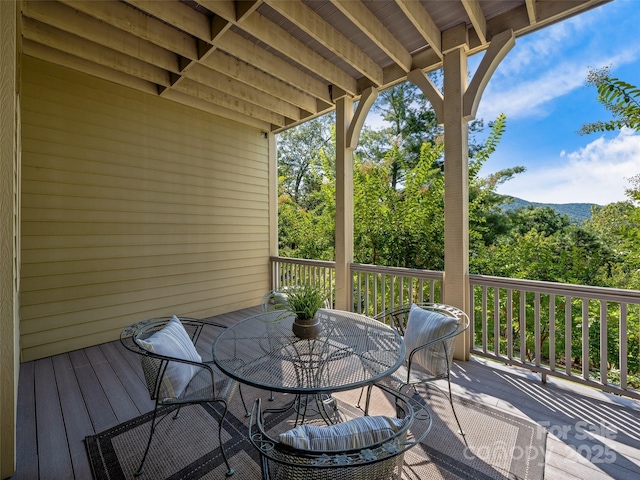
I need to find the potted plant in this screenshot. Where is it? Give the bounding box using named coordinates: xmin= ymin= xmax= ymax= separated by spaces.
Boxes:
xmin=285 ymin=282 xmax=327 ymax=339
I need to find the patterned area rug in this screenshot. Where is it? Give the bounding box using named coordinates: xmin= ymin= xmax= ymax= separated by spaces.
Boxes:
xmin=85 ymin=385 xmax=546 ymax=480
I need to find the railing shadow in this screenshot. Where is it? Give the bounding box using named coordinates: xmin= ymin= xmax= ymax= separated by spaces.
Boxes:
xmin=449 ymin=360 xmax=640 ymax=478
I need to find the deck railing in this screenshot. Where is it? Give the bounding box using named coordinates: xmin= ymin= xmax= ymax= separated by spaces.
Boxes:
xmin=269 ymin=256 xmax=336 ymax=301
xmin=270 ymin=256 xmax=640 ymax=400
xmin=269 ymin=257 xmax=443 ymax=317
xmin=469 ymin=274 xmax=640 ymax=400
xmin=350 ymin=263 xmax=443 ymax=317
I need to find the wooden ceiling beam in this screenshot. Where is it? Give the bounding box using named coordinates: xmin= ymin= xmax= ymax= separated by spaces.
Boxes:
xmin=24 ymin=0 xmax=180 ymax=74
xmin=395 ymin=0 xmax=442 ymax=59
xmin=177 ymin=0 xmax=355 ymax=97
xmin=461 ymin=0 xmax=487 ymax=44
xmin=200 ymin=50 xmax=317 ymax=113
xmin=172 ymin=78 xmax=286 ymax=127
xmin=124 ymin=0 xmax=210 ymax=43
xmin=224 ymin=11 xmax=357 ymax=95
xmin=58 ymin=0 xmax=198 ymax=60
xmin=526 ymin=0 xmax=538 ymax=24
xmin=201 ymin=0 xmax=355 ymax=94
xmin=330 ymin=0 xmax=412 ymax=73
xmin=214 ymin=30 xmax=331 ymax=104
xmin=264 ymin=0 xmax=383 ymax=86
xmin=183 ymin=63 xmax=301 ymax=120
xmin=160 ymin=89 xmax=271 ymax=131
xmin=236 ymin=1 xmax=262 ymax=21
xmin=535 ymin=0 xmax=605 ymax=26
xmin=198 ymin=0 xmax=236 ymax=22
xmin=22 ymin=17 xmax=172 ymax=87
xmin=22 ymin=39 xmax=158 ymax=96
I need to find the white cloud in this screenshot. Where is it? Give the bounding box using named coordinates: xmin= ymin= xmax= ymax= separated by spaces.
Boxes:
xmin=493 ymin=17 xmax=587 ymax=78
xmin=477 ymin=61 xmax=591 ymax=120
xmin=495 ymin=129 xmax=640 ymax=204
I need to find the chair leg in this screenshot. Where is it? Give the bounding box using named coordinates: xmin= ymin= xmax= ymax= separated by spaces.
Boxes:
xmin=237 ymin=384 xmax=250 ymax=418
xmin=446 ymin=375 xmax=465 ymax=437
xmin=355 ymin=386 xmax=365 ymax=409
xmin=355 ymin=387 xmax=362 ymax=408
xmin=356 ymin=384 xmax=385 ymax=414
xmin=215 ymin=399 xmax=235 ymax=476
xmin=135 ymin=405 xmax=161 ymax=477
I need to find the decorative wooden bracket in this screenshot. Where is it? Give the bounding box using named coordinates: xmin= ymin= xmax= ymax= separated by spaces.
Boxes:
xmin=463 ymin=29 xmax=515 ymax=120
xmin=347 ymin=86 xmax=378 ymax=149
xmin=407 ymin=69 xmax=444 ymax=124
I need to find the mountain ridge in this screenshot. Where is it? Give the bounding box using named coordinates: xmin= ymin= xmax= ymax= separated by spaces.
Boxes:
xmin=500 ymin=196 xmax=599 ymax=223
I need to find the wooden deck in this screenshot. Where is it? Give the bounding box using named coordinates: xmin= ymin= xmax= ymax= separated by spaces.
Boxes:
xmin=11 ymin=306 xmax=640 ymax=479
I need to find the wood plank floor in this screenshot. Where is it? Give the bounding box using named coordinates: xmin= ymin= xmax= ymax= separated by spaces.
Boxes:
xmin=10 ymin=306 xmax=640 ymax=479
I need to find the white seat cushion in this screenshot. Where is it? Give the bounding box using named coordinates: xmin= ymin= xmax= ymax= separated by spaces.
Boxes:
xmin=279 ymin=415 xmax=406 ymax=451
xmin=137 ymin=315 xmax=202 ymax=398
xmin=404 ymin=304 xmax=458 ymax=376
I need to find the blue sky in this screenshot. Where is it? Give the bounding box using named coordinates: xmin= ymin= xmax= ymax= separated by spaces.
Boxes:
xmin=473 ymin=0 xmax=640 ymax=205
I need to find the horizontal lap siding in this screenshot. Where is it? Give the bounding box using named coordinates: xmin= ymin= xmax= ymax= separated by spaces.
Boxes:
xmin=20 ymin=57 xmax=270 ymax=361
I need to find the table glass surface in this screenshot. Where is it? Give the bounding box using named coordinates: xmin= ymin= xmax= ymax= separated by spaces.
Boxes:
xmin=212 ymin=309 xmax=405 ymax=394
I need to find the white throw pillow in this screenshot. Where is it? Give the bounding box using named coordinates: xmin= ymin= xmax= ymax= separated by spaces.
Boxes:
xmin=137 ymin=315 xmax=202 ymax=398
xmin=279 ymin=415 xmax=406 ymax=451
xmin=404 ymin=304 xmax=459 ymax=376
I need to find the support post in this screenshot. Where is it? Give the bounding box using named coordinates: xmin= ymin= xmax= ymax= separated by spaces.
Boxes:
xmin=334 ymin=96 xmax=354 ymax=310
xmin=442 ymin=25 xmax=470 ymax=360
xmin=267 ymin=130 xmax=278 ymax=288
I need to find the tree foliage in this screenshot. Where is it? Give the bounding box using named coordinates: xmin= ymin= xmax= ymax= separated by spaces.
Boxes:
xmin=579 ymin=66 xmax=640 ymax=135
xmin=277 ymin=114 xmax=335 ymax=209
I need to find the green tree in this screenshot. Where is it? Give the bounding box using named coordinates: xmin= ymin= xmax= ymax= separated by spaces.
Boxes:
xmin=621 ymin=174 xmax=640 ymax=267
xmin=365 ymin=83 xmax=441 ymax=190
xmin=277 ymin=114 xmax=334 ymax=209
xmin=579 ymin=67 xmax=640 ymax=135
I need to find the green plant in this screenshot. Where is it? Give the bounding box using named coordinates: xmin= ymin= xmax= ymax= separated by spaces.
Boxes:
xmin=285 ymin=283 xmax=327 ymax=320
xmin=579 ymin=66 xmax=640 ymax=135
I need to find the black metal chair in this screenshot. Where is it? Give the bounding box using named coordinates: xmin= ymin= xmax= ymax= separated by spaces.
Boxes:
xmin=249 ymin=382 xmax=431 ymax=480
xmin=362 ymin=303 xmax=470 ymax=436
xmin=120 ymin=316 xmax=241 ymax=477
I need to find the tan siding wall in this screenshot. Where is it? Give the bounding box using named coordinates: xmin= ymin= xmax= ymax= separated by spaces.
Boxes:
xmin=20 ymin=56 xmax=271 ymax=361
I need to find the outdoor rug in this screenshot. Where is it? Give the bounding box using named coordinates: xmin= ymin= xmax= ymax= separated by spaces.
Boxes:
xmin=85 ymin=384 xmax=546 ymax=480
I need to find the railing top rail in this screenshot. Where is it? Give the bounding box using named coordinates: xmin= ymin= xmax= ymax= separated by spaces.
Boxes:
xmin=270 ymin=256 xmax=336 ymax=268
xmin=470 ymin=273 xmax=640 ymax=303
xmin=351 ymin=263 xmax=444 ymax=280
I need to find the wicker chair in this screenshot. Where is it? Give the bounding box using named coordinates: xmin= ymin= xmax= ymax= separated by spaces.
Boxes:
xmin=120 ymin=316 xmax=242 ymax=477
xmin=248 ymin=383 xmax=431 ymax=480
xmin=365 ymin=303 xmax=470 ymax=436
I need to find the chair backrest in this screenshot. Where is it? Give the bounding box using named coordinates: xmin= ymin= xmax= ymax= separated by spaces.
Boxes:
xmin=249 ymin=383 xmax=431 ymax=480
xmin=120 ymin=317 xmax=206 ymax=401
xmin=375 ymin=303 xmax=470 ymax=377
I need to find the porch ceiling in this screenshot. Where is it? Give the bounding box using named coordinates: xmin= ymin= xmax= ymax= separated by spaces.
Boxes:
xmin=21 ymin=0 xmax=611 ymax=132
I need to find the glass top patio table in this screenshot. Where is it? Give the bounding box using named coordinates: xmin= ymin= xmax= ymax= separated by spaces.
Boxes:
xmin=212 ymin=308 xmax=405 ymax=395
